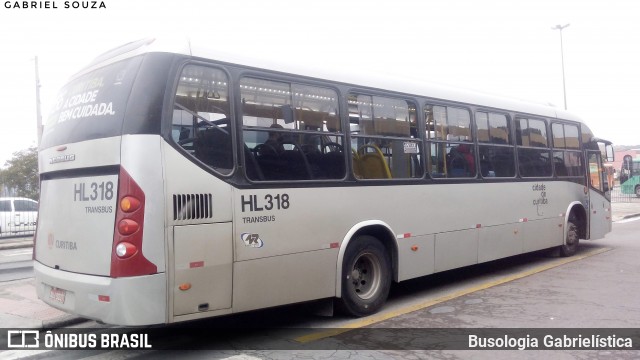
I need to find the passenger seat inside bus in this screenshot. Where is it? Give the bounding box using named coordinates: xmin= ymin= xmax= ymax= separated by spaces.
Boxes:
xmin=353 ymin=144 xmax=392 ymax=179
xmin=193 ymin=128 xmax=233 ymax=170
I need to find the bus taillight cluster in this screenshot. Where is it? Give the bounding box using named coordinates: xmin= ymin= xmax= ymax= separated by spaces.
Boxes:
xmin=110 ymin=168 xmax=157 ymax=277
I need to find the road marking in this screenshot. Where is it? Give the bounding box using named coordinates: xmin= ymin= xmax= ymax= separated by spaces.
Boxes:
xmin=295 ymin=246 xmax=611 ymax=343
xmin=0 ymin=350 xmax=50 ymax=359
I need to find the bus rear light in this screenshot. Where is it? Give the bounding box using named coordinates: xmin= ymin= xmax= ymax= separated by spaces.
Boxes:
xmin=120 ymin=196 xmax=141 ymax=213
xmin=118 ymin=219 xmax=140 ymax=235
xmin=116 ymin=242 xmax=137 ymax=259
xmin=111 ymin=167 xmax=157 ymax=278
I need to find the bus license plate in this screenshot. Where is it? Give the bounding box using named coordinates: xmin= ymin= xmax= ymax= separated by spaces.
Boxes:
xmin=49 ymin=287 xmax=66 ymax=304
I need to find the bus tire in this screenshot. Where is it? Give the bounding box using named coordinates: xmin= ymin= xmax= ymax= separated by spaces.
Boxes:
xmin=635 ymin=185 xmax=640 ymax=198
xmin=338 ymin=235 xmax=391 ymax=317
xmin=560 ymin=219 xmax=579 ymax=257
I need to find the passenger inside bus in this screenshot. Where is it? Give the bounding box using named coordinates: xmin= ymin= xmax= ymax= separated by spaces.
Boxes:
xmin=448 ymin=144 xmax=475 ymax=177
xmin=262 ymin=123 xmax=285 ymax=154
xmin=457 ymin=144 xmax=475 ymax=174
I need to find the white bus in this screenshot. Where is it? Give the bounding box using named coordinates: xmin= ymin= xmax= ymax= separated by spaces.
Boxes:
xmin=34 ymin=38 xmax=614 ymax=325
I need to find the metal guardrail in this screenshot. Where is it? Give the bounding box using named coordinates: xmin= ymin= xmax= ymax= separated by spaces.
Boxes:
xmin=611 ymin=185 xmax=640 ymax=203
xmin=0 ymin=212 xmax=38 ymax=239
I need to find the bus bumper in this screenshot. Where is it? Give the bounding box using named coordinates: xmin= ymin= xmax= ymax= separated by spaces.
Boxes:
xmin=34 ymin=261 xmax=166 ymax=326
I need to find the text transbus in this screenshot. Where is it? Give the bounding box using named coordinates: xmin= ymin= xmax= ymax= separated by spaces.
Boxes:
xmin=34 ymin=38 xmax=614 ymax=325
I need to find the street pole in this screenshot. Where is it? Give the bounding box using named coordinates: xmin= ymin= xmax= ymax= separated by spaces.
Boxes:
xmin=34 ymin=56 xmax=43 ymax=146
xmin=552 ymin=24 xmax=570 ymax=110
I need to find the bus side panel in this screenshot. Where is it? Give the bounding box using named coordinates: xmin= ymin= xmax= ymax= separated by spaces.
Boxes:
xmin=232 ymin=249 xmax=337 ymax=313
xmin=397 ymin=234 xmax=434 ymax=281
xmin=173 ymin=223 xmax=232 ymax=315
xmin=522 ymin=218 xmax=564 ymax=252
xmin=478 ymin=223 xmax=523 ymax=263
xmin=121 ymin=135 xmax=167 ymax=272
xmin=161 ymin=141 xmax=234 ymax=320
xmin=161 ymin=142 xmax=234 ymax=224
xmin=434 ymin=229 xmax=478 ymax=272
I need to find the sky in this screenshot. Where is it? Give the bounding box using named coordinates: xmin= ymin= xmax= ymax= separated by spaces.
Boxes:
xmin=0 ymin=0 xmax=639 ymax=166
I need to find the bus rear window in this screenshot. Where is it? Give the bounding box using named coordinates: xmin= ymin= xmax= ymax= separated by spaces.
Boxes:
xmin=41 ymin=56 xmax=143 ymax=149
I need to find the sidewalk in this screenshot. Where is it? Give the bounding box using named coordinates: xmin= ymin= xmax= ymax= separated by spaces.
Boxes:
xmin=0 ymin=202 xmax=639 ymax=330
xmin=0 ymin=236 xmax=88 ymax=329
xmin=611 ymin=201 xmax=640 ymax=222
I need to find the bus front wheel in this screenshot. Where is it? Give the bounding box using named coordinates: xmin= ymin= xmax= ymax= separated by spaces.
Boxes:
xmin=338 ymin=235 xmax=391 ymax=317
xmin=560 ymin=220 xmax=579 ymax=257
xmin=635 ymin=185 xmax=640 ymax=198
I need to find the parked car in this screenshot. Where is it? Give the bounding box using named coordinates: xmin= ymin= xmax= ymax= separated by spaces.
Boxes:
xmin=0 ymin=197 xmax=38 ymax=236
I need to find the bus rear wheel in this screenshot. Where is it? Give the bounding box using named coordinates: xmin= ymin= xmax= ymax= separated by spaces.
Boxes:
xmin=635 ymin=185 xmax=640 ymax=198
xmin=560 ymin=220 xmax=579 ymax=257
xmin=338 ymin=235 xmax=391 ymax=317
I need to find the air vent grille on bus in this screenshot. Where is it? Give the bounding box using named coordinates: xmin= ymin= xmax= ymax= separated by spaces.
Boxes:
xmin=173 ymin=194 xmax=213 ymax=221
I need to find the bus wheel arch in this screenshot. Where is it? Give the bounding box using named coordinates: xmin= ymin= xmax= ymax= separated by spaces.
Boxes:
xmin=335 ymin=222 xmax=397 ymax=316
xmin=562 ymin=204 xmax=587 ymax=257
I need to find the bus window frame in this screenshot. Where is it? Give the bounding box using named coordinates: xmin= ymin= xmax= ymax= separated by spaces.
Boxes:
xmin=551 ymin=120 xmax=585 ymax=179
xmin=514 ymin=116 xmax=553 ymax=179
xmin=474 ymin=109 xmax=517 ymax=179
xmin=348 ymin=90 xmax=424 ymax=181
xmin=166 ymin=61 xmax=237 ymax=179
xmin=424 ymin=102 xmax=477 ymax=180
xmin=238 ymin=72 xmax=347 ymax=183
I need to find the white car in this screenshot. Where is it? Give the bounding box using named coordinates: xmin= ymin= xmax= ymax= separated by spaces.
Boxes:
xmin=0 ymin=197 xmax=38 ymax=236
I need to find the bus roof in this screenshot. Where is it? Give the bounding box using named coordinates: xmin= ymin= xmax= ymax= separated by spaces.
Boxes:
xmin=78 ymin=36 xmax=584 ymax=124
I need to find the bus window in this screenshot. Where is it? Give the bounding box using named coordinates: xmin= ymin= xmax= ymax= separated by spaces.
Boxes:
xmin=476 ymin=112 xmax=515 ymax=177
xmin=426 ymin=105 xmax=475 ymax=178
xmin=349 ymin=94 xmax=421 ymax=179
xmin=42 ymin=57 xmax=142 ymax=149
xmin=172 ymin=65 xmax=233 ymax=174
xmin=516 ymin=118 xmax=552 ymax=177
xmin=551 ymin=123 xmax=583 ymax=178
xmin=241 ymin=78 xmax=345 ymax=181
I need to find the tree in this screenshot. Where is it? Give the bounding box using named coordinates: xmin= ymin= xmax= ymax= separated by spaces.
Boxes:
xmin=0 ymin=147 xmax=39 ymax=200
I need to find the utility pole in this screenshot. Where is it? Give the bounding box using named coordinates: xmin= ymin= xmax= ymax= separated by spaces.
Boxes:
xmin=34 ymin=56 xmax=43 ymax=146
xmin=552 ymin=24 xmax=570 ymax=110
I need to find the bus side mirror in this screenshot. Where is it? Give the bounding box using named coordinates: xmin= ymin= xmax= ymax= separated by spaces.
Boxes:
xmin=605 ymin=144 xmax=615 ymax=162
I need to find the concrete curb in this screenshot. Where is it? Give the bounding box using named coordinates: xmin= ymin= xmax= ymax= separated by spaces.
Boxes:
xmin=0 ymin=241 xmax=33 ymax=251
xmin=0 ymin=236 xmax=34 ymax=251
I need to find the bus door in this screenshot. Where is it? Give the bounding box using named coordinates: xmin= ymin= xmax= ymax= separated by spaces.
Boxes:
xmin=587 ymin=150 xmax=611 ymax=239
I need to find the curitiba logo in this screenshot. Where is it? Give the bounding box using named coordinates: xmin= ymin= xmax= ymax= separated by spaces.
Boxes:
xmin=240 ymin=233 xmax=264 ymax=248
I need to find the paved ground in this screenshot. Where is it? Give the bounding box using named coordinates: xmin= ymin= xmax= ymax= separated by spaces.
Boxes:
xmin=0 ymin=202 xmax=638 ymax=330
